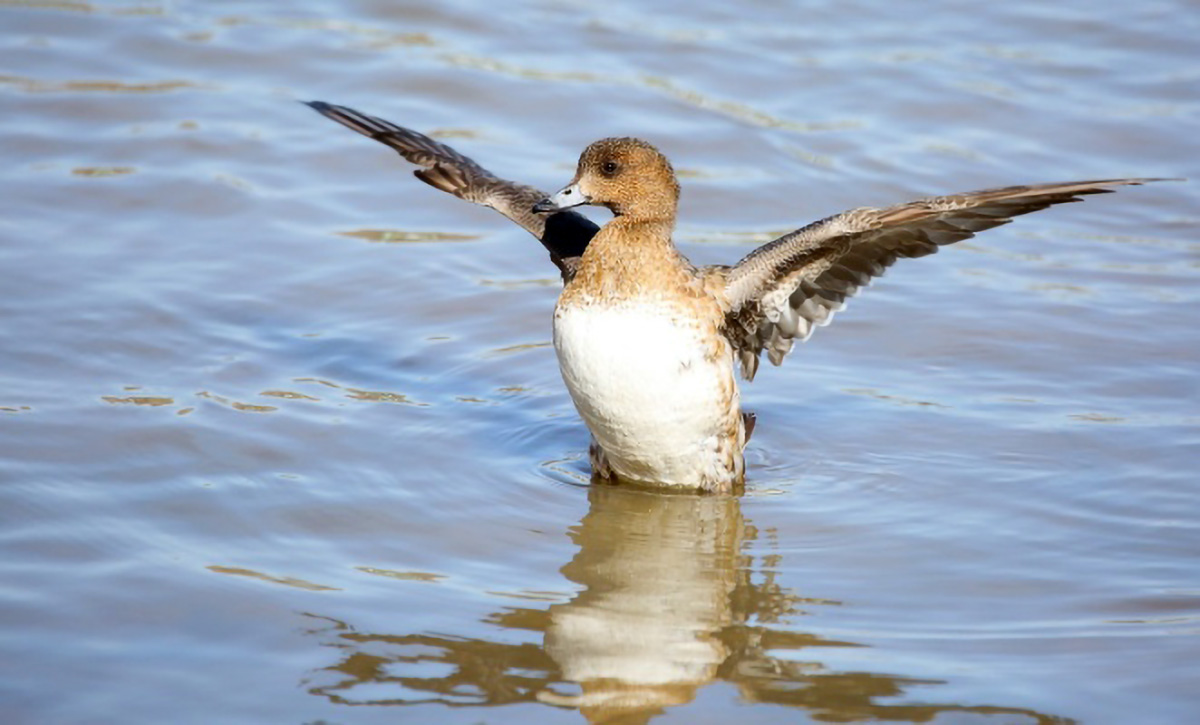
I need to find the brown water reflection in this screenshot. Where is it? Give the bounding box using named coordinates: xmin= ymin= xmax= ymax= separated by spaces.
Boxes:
xmin=304 ymin=487 xmax=1068 ymax=724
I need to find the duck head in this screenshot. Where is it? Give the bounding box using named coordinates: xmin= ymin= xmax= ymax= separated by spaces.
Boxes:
xmin=534 ymin=137 xmax=680 ymax=220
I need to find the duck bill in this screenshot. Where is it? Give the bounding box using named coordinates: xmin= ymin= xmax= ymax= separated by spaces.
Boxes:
xmin=533 ymin=182 xmax=590 ymax=213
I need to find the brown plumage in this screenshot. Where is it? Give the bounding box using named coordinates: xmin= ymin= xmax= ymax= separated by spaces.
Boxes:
xmin=717 ymin=178 xmax=1176 ymax=379
xmin=304 ymin=101 xmax=596 ymax=278
xmin=542 ymin=138 xmax=746 ymax=490
xmin=307 ymin=101 xmax=1173 ymax=491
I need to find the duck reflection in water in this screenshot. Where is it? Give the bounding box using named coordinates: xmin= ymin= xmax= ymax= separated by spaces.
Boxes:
xmin=303 ymin=487 xmax=1067 ymax=723
xmin=537 ymin=487 xmax=743 ymax=717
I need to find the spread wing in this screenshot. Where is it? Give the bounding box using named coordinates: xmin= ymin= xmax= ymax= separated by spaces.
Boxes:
xmin=305 ymin=101 xmax=596 ymax=278
xmin=720 ymin=178 xmax=1167 ymax=381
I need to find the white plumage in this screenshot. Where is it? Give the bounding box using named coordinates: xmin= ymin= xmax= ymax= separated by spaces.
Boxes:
xmin=554 ymin=298 xmax=738 ymax=488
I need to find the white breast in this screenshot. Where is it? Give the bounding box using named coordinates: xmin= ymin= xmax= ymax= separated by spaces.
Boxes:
xmin=553 ymin=298 xmax=739 ymax=487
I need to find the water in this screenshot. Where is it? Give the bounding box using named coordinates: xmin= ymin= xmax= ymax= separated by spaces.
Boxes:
xmin=2 ymin=1 xmax=1198 ymax=723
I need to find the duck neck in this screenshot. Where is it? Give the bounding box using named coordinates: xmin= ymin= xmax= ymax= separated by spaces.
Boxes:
xmin=571 ymin=214 xmax=690 ymax=299
xmin=592 ymin=215 xmax=677 ymax=256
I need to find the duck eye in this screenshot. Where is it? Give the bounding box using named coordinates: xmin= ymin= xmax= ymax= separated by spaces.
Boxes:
xmin=601 ymin=160 xmax=618 ymax=176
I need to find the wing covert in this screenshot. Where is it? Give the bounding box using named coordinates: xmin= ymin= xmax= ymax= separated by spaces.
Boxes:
xmin=306 ymin=101 xmax=596 ymax=277
xmin=722 ymin=178 xmax=1167 ymax=380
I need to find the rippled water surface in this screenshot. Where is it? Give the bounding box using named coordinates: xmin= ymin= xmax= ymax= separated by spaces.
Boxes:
xmin=2 ymin=1 xmax=1198 ymax=723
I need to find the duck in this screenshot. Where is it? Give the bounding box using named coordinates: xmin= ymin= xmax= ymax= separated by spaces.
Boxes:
xmin=306 ymin=100 xmax=1167 ymax=493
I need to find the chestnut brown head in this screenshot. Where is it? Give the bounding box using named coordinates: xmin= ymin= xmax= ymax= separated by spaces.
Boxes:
xmin=533 ymin=137 xmax=679 ymax=220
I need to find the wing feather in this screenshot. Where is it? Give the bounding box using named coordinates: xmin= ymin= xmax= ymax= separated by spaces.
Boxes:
xmin=305 ymin=101 xmax=596 ymax=278
xmin=722 ymin=178 xmax=1170 ymax=380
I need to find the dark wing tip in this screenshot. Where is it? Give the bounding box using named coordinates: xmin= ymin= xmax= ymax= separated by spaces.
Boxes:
xmin=1067 ymin=177 xmax=1184 ymax=193
xmin=1095 ymin=177 xmax=1185 ymax=188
